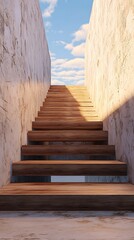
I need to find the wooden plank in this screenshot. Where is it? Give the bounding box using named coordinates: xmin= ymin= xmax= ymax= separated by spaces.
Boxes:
xmin=48 ymin=91 xmax=88 ymax=94
xmin=27 ymin=130 xmax=108 ymax=142
xmin=45 ymin=95 xmax=91 ymax=102
xmin=43 ymin=102 xmax=93 ymax=107
xmin=45 ymin=98 xmax=91 ymax=102
xmin=0 ymin=183 xmax=134 ymax=210
xmin=12 ymin=160 xmax=127 ymax=176
xmin=35 ymin=116 xmax=100 ymax=121
xmin=38 ymin=111 xmax=98 ymax=117
xmin=32 ymin=121 xmax=103 ymax=130
xmin=21 ymin=144 xmax=115 ymax=156
xmin=40 ymin=106 xmax=95 ymax=111
xmin=47 ymin=94 xmax=90 ymax=98
xmin=50 ymin=85 xmax=86 ymax=89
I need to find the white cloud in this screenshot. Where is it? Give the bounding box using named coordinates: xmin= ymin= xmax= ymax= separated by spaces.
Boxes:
xmin=65 ymin=42 xmax=85 ymax=57
xmin=73 ymin=24 xmax=89 ymax=42
xmin=54 ymin=40 xmax=66 ymax=46
xmin=51 ymin=58 xmax=67 ymax=67
xmin=41 ymin=0 xmax=58 ymax=18
xmin=62 ymin=58 xmax=84 ymax=69
xmin=64 ymin=23 xmax=88 ymax=57
xmin=52 ymin=69 xmax=84 ymax=77
xmin=51 ymin=79 xmax=65 ymax=85
xmin=51 ymin=55 xmax=85 ymax=85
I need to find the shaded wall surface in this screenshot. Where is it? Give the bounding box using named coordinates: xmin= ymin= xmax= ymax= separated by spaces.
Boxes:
xmin=85 ymin=0 xmax=134 ymax=183
xmin=0 ymin=0 xmax=51 ymax=186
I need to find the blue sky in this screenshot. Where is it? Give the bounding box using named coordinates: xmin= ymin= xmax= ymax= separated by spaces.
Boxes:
xmin=39 ymin=0 xmax=93 ymax=85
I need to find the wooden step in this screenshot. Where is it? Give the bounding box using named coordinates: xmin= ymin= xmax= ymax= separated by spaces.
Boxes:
xmin=32 ymin=121 xmax=103 ymax=130
xmin=41 ymin=106 xmax=95 ymax=111
xmin=47 ymin=91 xmax=88 ymax=95
xmin=46 ymin=96 xmax=90 ymax=100
xmin=27 ymin=130 xmax=108 ymax=142
xmin=22 ymin=144 xmax=115 ymax=156
xmin=12 ymin=160 xmax=127 ymax=176
xmin=45 ymin=98 xmax=91 ymax=102
xmin=38 ymin=111 xmax=98 ymax=117
xmin=35 ymin=116 xmax=100 ymax=122
xmin=47 ymin=94 xmax=89 ymax=98
xmin=50 ymin=85 xmax=86 ymax=89
xmin=43 ymin=102 xmax=93 ymax=107
xmin=0 ymin=183 xmax=134 ymax=210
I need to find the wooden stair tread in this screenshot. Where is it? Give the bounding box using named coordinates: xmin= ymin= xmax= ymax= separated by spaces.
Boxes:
xmin=45 ymin=97 xmax=91 ymax=103
xmin=35 ymin=117 xmax=101 ymax=122
xmin=38 ymin=111 xmax=98 ymax=117
xmin=32 ymin=121 xmax=103 ymax=130
xmin=27 ymin=130 xmax=108 ymax=142
xmin=43 ymin=102 xmax=93 ymax=107
xmin=12 ymin=160 xmax=127 ymax=176
xmin=1 ymin=183 xmax=134 ymax=210
xmin=22 ymin=144 xmax=115 ymax=156
xmin=35 ymin=117 xmax=100 ymax=121
xmin=13 ymin=160 xmax=126 ymax=165
xmin=41 ymin=106 xmax=95 ymax=111
xmin=0 ymin=183 xmax=133 ymax=195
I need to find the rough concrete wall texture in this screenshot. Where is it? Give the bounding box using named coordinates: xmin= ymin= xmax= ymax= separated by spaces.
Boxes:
xmin=0 ymin=0 xmax=51 ymax=186
xmin=85 ymin=0 xmax=134 ymax=183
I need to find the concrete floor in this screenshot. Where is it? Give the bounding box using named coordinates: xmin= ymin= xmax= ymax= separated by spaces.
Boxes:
xmin=0 ymin=211 xmax=134 ymax=240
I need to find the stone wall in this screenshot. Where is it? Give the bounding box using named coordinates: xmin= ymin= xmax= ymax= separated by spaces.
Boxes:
xmin=85 ymin=0 xmax=134 ymax=182
xmin=0 ymin=0 xmax=51 ymax=186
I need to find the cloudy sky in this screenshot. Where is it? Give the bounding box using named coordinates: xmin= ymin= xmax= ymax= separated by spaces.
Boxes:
xmin=39 ymin=0 xmax=93 ymax=85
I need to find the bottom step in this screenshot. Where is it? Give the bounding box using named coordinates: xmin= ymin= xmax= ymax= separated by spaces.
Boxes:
xmin=0 ymin=183 xmax=134 ymax=210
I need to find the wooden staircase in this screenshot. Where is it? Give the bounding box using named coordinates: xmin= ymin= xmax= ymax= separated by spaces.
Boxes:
xmin=0 ymin=85 xmax=134 ymax=211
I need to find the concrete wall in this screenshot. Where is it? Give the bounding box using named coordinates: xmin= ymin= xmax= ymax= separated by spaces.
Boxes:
xmin=85 ymin=0 xmax=134 ymax=182
xmin=0 ymin=0 xmax=51 ymax=186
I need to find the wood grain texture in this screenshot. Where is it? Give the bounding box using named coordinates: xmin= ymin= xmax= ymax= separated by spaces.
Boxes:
xmin=35 ymin=116 xmax=100 ymax=121
xmin=21 ymin=144 xmax=115 ymax=156
xmin=0 ymin=183 xmax=134 ymax=210
xmin=38 ymin=111 xmax=98 ymax=117
xmin=32 ymin=121 xmax=103 ymax=130
xmin=0 ymin=85 xmax=131 ymax=211
xmin=12 ymin=160 xmax=127 ymax=176
xmin=43 ymin=102 xmax=93 ymax=107
xmin=45 ymin=98 xmax=91 ymax=102
xmin=40 ymin=106 xmax=95 ymax=111
xmin=27 ymin=130 xmax=108 ymax=142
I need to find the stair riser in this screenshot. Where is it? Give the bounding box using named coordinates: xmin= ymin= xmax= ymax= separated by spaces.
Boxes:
xmin=43 ymin=103 xmax=93 ymax=107
xmin=22 ymin=149 xmax=115 ymax=156
xmin=45 ymin=99 xmax=91 ymax=102
xmin=12 ymin=165 xmax=127 ymax=176
xmin=0 ymin=195 xmax=133 ymax=211
xmin=35 ymin=117 xmax=100 ymax=121
xmin=27 ymin=131 xmax=108 ymax=142
xmin=32 ymin=122 xmax=103 ymax=130
xmin=38 ymin=112 xmax=98 ymax=117
xmin=40 ymin=107 xmax=95 ymax=112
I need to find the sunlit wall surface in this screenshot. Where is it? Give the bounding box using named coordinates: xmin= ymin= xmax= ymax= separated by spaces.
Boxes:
xmin=85 ymin=0 xmax=134 ymax=183
xmin=0 ymin=0 xmax=51 ymax=186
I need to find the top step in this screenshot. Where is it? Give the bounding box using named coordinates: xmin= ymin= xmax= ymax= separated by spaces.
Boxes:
xmin=50 ymin=85 xmax=86 ymax=89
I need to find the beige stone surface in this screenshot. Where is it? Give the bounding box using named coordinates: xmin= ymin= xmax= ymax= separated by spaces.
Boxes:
xmin=0 ymin=211 xmax=134 ymax=239
xmin=0 ymin=0 xmax=51 ymax=186
xmin=85 ymin=0 xmax=134 ymax=183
